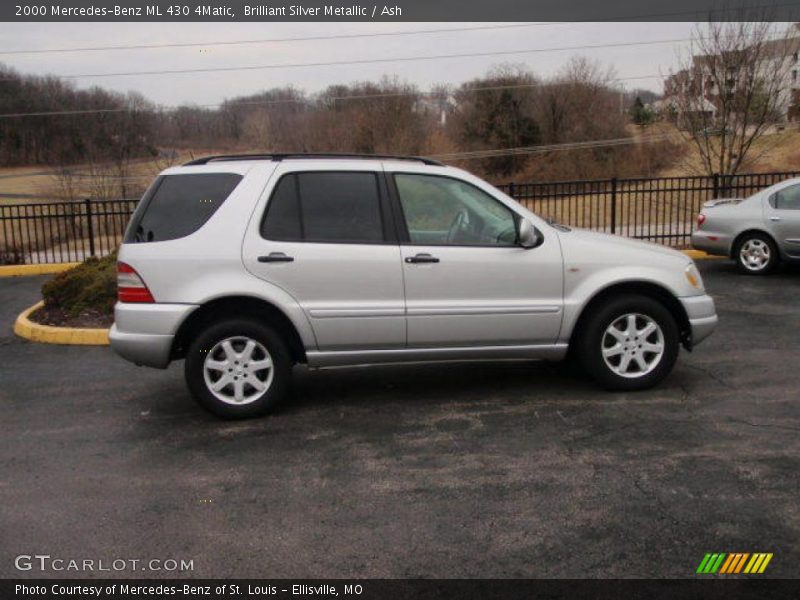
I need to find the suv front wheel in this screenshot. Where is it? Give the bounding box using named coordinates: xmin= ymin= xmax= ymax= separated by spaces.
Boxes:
xmin=576 ymin=295 xmax=679 ymax=391
xmin=185 ymin=319 xmax=292 ymax=419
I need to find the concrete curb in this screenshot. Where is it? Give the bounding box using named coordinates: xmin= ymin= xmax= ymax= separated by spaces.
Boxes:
xmin=0 ymin=263 xmax=79 ymax=277
xmin=14 ymin=301 xmax=110 ymax=346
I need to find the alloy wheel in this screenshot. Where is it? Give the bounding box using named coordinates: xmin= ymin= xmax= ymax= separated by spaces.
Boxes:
xmin=203 ymin=336 xmax=275 ymax=405
xmin=601 ymin=313 xmax=665 ymax=379
xmin=739 ymin=239 xmax=771 ymax=272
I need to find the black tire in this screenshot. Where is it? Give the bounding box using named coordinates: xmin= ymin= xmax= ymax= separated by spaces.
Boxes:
xmin=185 ymin=318 xmax=292 ymax=419
xmin=734 ymin=232 xmax=778 ymax=275
xmin=576 ymin=294 xmax=680 ymax=391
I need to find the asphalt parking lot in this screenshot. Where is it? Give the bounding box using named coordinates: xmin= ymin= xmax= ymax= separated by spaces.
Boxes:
xmin=1 ymin=260 xmax=798 ymax=579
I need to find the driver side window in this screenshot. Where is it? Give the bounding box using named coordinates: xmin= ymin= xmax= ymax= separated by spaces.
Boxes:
xmin=394 ymin=173 xmax=517 ymax=246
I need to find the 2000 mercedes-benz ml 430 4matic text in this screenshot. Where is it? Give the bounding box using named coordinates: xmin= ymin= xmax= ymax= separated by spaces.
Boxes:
xmin=110 ymin=154 xmax=718 ymax=418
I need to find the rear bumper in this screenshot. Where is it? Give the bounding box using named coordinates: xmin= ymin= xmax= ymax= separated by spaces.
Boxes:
xmin=691 ymin=230 xmax=732 ymax=257
xmin=679 ymin=294 xmax=718 ymax=347
xmin=109 ymin=302 xmax=197 ymax=368
xmin=109 ymin=326 xmax=174 ymax=369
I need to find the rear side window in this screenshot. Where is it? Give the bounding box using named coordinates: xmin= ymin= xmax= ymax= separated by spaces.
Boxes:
xmin=261 ymin=172 xmax=385 ymax=243
xmin=124 ymin=173 xmax=243 ymax=243
xmin=261 ymin=175 xmax=302 ymax=240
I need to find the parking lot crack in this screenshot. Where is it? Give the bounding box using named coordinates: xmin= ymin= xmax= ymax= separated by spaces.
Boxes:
xmin=725 ymin=417 xmax=800 ymax=433
xmin=627 ymin=473 xmax=688 ymax=528
xmin=683 ymin=363 xmax=735 ymax=389
xmin=567 ymin=422 xmax=640 ymax=444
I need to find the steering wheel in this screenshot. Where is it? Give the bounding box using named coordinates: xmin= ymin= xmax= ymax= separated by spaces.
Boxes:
xmin=496 ymin=223 xmax=516 ymax=245
xmin=446 ymin=210 xmax=470 ymax=243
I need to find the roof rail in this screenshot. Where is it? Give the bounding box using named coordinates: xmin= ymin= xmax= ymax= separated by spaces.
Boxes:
xmin=183 ymin=152 xmax=444 ymax=167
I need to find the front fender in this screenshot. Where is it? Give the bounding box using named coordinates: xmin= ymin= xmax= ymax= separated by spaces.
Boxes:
xmin=559 ymin=264 xmax=696 ymax=342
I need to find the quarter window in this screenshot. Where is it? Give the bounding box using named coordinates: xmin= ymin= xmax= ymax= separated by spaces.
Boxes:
xmin=124 ymin=173 xmax=243 ymax=243
xmin=261 ymin=172 xmax=385 ymax=243
xmin=394 ymin=173 xmax=518 ymax=246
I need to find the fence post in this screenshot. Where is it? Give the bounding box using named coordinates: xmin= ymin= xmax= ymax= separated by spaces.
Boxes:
xmin=712 ymin=173 xmax=720 ymax=199
xmin=508 ymin=181 xmax=516 ymax=199
xmin=84 ymin=198 xmax=96 ymax=258
xmin=610 ymin=177 xmax=617 ymax=235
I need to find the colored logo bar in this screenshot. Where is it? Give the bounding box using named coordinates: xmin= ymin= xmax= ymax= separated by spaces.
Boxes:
xmin=696 ymin=553 xmax=773 ymax=574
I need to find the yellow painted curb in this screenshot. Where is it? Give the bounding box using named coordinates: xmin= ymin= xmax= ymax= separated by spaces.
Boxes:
xmin=0 ymin=262 xmax=80 ymax=277
xmin=682 ymin=250 xmax=724 ymax=260
xmin=14 ymin=301 xmax=110 ymax=346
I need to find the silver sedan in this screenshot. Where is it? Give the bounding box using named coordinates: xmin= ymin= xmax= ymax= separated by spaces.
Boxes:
xmin=692 ymin=177 xmax=800 ymax=274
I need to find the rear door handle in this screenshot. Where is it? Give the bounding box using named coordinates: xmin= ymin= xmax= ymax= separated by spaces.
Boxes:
xmin=770 ymin=216 xmax=782 ymax=222
xmin=405 ymin=253 xmax=440 ymax=264
xmin=258 ymin=252 xmax=294 ymax=263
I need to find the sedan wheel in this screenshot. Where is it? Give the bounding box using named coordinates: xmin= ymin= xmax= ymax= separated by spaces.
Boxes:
xmin=735 ymin=233 xmax=778 ymax=275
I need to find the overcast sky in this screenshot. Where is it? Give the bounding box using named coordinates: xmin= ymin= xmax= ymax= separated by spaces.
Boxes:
xmin=0 ymin=22 xmax=700 ymax=105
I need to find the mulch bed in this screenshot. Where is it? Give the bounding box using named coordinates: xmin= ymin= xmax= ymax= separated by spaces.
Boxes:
xmin=28 ymin=304 xmax=113 ymax=329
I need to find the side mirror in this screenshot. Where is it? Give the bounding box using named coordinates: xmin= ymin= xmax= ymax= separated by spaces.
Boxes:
xmin=517 ymin=219 xmax=541 ymax=249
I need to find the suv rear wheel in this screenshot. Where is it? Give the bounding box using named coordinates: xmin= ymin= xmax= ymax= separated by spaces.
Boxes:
xmin=576 ymin=295 xmax=679 ymax=391
xmin=185 ymin=319 xmax=292 ymax=419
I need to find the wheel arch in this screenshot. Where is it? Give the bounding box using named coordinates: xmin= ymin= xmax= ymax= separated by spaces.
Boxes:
xmin=730 ymin=228 xmax=778 ymax=259
xmin=569 ymin=281 xmax=691 ymax=351
xmin=171 ymin=295 xmax=307 ymax=363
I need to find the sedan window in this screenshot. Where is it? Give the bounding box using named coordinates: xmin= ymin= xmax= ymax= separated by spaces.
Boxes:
xmin=771 ymin=184 xmax=800 ymax=210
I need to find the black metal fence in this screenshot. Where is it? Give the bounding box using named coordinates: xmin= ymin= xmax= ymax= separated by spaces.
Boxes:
xmin=0 ymin=198 xmax=137 ymax=265
xmin=495 ymin=170 xmax=800 ymax=248
xmin=1 ymin=170 xmax=798 ymax=265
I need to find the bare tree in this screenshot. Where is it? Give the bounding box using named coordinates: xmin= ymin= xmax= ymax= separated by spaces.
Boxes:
xmin=525 ymin=56 xmax=631 ymax=180
xmin=448 ymin=64 xmax=541 ymax=176
xmin=227 ymin=86 xmax=309 ymax=150
xmin=536 ymin=56 xmax=622 ymax=144
xmin=50 ymin=164 xmax=80 ymax=201
xmin=310 ymin=77 xmax=429 ymax=155
xmin=667 ymin=20 xmax=799 ymax=176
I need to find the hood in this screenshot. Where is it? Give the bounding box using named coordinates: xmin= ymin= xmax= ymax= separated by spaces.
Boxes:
xmin=555 ymin=227 xmax=688 ymax=264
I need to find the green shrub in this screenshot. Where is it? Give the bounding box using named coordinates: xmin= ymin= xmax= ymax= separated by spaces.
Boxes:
xmin=42 ymin=252 xmax=117 ymax=317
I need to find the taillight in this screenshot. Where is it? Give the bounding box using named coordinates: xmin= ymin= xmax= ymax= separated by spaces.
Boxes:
xmin=696 ymin=213 xmax=706 ymax=228
xmin=117 ymin=262 xmax=155 ymax=303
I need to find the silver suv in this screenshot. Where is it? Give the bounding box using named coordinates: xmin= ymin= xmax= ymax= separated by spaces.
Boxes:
xmin=110 ymin=154 xmax=717 ymax=418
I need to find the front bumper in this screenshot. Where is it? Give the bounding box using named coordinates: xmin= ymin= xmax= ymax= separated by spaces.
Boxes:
xmin=109 ymin=302 xmax=197 ymax=368
xmin=679 ymin=294 xmax=718 ymax=347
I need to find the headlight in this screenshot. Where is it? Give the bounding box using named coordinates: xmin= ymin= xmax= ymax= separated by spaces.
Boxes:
xmin=685 ymin=263 xmax=704 ymax=290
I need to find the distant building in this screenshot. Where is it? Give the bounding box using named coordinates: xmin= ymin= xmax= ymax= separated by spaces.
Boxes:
xmin=663 ymin=24 xmax=800 ymax=124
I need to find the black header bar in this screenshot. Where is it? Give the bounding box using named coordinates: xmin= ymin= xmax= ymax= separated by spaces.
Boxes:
xmin=4 ymin=579 xmax=800 ymax=600
xmin=3 ymin=0 xmax=800 ymax=22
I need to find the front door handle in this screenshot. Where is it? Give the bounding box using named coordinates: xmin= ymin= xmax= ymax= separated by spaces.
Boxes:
xmin=405 ymin=253 xmax=440 ymax=264
xmin=258 ymin=252 xmax=294 ymax=263
xmin=770 ymin=216 xmax=782 ymax=222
